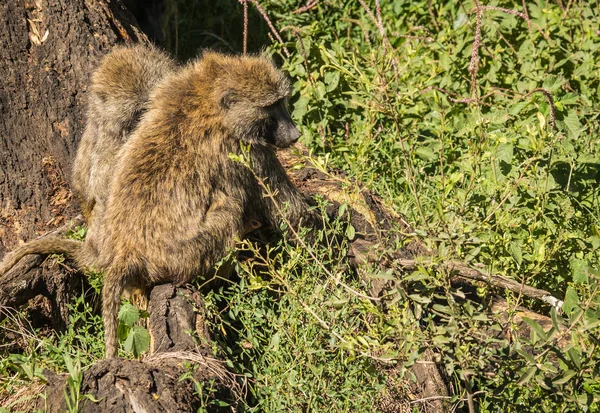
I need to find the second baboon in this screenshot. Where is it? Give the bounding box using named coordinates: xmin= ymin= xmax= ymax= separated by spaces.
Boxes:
xmin=73 ymin=43 xmax=176 ymax=222
xmin=98 ymin=51 xmax=318 ymax=358
xmin=0 ymin=45 xmax=176 ymax=275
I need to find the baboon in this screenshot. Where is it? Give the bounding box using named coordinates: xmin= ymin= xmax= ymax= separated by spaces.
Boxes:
xmin=0 ymin=50 xmax=317 ymax=359
xmin=0 ymin=45 xmax=176 ymax=275
xmin=73 ymin=44 xmax=176 ymax=222
xmin=98 ymin=51 xmax=317 ymax=358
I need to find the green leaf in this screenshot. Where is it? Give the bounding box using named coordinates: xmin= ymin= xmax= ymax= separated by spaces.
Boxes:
xmin=496 ymin=143 xmax=513 ymax=165
xmin=345 ymin=224 xmax=356 ymax=240
xmin=324 ymin=71 xmax=340 ymax=92
xmin=562 ymin=287 xmax=579 ymax=316
xmin=415 ymin=146 xmax=436 ymax=161
xmin=517 ymin=366 xmax=537 ymax=386
xmin=550 ymin=307 xmax=562 ymax=331
xmin=509 ymin=242 xmax=523 ymax=266
xmin=564 ymin=110 xmax=581 ymax=139
xmin=571 ymin=259 xmax=589 ymax=284
xmin=338 ymin=203 xmax=348 ymax=218
xmin=567 ymin=347 xmax=582 ymax=369
xmin=553 ymin=370 xmax=576 ymax=385
xmin=123 ymin=326 xmax=150 ymax=358
xmin=292 ymin=96 xmax=310 ymax=119
xmin=63 ymin=354 xmax=75 ymax=377
xmin=522 ymin=317 xmax=548 ymax=342
xmin=118 ymin=303 xmax=140 ymax=328
xmin=509 ymin=102 xmax=528 ymax=116
xmin=542 ymin=75 xmax=563 ymax=92
xmin=314 ymin=81 xmax=327 ymax=99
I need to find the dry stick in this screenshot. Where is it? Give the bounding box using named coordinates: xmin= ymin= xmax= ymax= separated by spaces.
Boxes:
xmin=247 ymin=0 xmax=290 ymax=57
xmin=394 ymin=258 xmax=564 ymax=309
xmin=292 ymin=0 xmax=319 ymax=14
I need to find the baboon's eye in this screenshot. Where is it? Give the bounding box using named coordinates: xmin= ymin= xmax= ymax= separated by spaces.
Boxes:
xmin=220 ymin=90 xmax=237 ymax=109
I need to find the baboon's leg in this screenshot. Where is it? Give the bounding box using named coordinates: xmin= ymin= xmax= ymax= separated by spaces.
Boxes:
xmin=103 ymin=193 xmax=245 ymax=358
xmin=161 ymin=193 xmax=245 ymax=285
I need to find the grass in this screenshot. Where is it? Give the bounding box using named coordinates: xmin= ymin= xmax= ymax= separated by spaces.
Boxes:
xmin=1 ymin=0 xmax=600 ymax=412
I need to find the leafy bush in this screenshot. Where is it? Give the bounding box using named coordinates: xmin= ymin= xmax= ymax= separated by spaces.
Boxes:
xmin=197 ymin=0 xmax=600 ymax=411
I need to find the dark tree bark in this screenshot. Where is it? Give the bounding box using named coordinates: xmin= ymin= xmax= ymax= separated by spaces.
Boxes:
xmin=0 ymin=0 xmax=147 ymax=256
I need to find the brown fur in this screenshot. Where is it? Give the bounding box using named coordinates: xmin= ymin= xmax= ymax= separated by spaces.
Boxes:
xmin=73 ymin=44 xmax=176 ymax=224
xmin=98 ymin=52 xmax=315 ymax=358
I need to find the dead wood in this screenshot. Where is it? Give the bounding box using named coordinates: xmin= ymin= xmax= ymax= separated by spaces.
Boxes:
xmin=32 ymin=285 xmax=241 ymax=413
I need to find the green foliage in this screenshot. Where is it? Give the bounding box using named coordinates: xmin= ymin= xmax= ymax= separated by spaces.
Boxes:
xmin=193 ymin=0 xmax=600 ymax=410
xmin=203 ymin=202 xmax=386 ymax=411
xmin=0 ymin=292 xmax=104 ymax=408
xmin=63 ymin=354 xmax=99 ymax=413
xmin=117 ymin=302 xmax=150 ymax=358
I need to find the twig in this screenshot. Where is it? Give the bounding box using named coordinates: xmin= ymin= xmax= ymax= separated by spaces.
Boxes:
xmin=393 ymin=258 xmax=564 ymax=309
xmin=247 ymin=0 xmax=290 ymax=57
xmin=469 ymin=3 xmax=483 ymax=99
xmin=292 ymin=0 xmax=318 ymax=14
xmin=239 ymin=0 xmax=248 ymax=54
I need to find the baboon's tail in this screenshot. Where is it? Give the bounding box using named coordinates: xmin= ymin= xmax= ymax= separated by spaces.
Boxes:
xmin=102 ymin=262 xmax=131 ymax=359
xmin=0 ymin=237 xmax=82 ymax=276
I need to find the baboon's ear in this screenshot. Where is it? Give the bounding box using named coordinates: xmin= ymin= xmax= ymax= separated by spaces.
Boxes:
xmin=259 ymin=50 xmax=276 ymax=65
xmin=220 ymin=89 xmax=237 ymax=109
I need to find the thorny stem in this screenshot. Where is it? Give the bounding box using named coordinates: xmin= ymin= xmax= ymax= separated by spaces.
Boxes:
xmin=247 ymin=0 xmax=290 ymax=57
xmin=240 ymin=0 xmax=248 ymax=54
xmin=469 ymin=3 xmax=483 ymax=99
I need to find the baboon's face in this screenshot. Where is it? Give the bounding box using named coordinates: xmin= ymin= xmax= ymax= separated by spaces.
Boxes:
xmin=222 ymin=96 xmax=301 ymax=149
xmin=262 ymin=99 xmax=301 ymax=148
xmin=208 ymin=53 xmax=300 ymax=149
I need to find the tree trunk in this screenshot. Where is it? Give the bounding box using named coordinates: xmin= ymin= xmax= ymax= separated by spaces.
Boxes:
xmin=0 ymin=0 xmax=147 ymax=255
